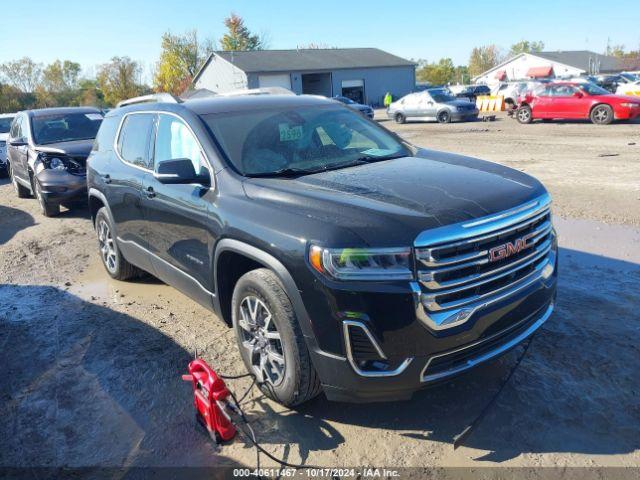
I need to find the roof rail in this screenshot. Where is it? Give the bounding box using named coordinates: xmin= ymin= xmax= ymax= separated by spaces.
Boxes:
xmin=116 ymin=93 xmax=182 ymax=108
xmin=217 ymin=87 xmax=295 ymax=97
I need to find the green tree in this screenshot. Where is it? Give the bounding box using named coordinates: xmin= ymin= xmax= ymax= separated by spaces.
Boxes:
xmin=416 ymin=58 xmax=456 ymax=85
xmin=154 ymin=30 xmax=215 ymax=95
xmin=36 ymin=60 xmax=82 ymax=107
xmin=468 ymin=45 xmax=502 ymax=78
xmin=97 ymin=56 xmax=148 ymax=106
xmin=509 ymin=40 xmax=545 ymax=58
xmin=0 ymin=57 xmax=42 ymax=92
xmin=605 ymin=43 xmax=626 ymax=58
xmin=220 ymin=13 xmax=262 ymax=51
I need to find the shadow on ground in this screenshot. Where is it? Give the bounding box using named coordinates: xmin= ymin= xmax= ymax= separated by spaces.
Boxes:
xmin=0 ymin=284 xmax=247 ymax=471
xmin=0 ymin=205 xmax=35 ymax=245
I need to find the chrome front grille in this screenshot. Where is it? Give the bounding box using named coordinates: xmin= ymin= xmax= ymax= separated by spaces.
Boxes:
xmin=413 ymin=194 xmax=555 ymax=328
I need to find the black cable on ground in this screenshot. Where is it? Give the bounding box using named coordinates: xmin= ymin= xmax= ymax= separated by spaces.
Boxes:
xmin=453 ymin=335 xmax=536 ymax=450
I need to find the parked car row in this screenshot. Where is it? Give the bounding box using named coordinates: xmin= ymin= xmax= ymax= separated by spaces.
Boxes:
xmin=2 ymin=91 xmax=557 ymax=407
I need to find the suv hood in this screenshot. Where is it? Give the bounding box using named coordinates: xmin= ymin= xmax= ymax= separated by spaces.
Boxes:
xmin=242 ymin=151 xmax=546 ymax=246
xmin=33 ymin=139 xmax=94 ymax=158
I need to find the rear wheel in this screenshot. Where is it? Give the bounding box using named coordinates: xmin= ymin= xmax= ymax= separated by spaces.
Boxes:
xmin=394 ymin=112 xmax=406 ymax=124
xmin=9 ymin=163 xmax=31 ymax=198
xmin=95 ymin=207 xmax=142 ymax=280
xmin=232 ymin=268 xmax=321 ymax=406
xmin=590 ymin=104 xmax=613 ymax=125
xmin=32 ymin=177 xmax=60 ymax=217
xmin=516 ymin=105 xmax=533 ymax=124
xmin=437 ymin=110 xmax=451 ymax=123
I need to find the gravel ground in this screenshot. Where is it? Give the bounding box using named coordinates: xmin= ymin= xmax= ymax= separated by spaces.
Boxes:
xmin=0 ymin=115 xmax=639 ymax=476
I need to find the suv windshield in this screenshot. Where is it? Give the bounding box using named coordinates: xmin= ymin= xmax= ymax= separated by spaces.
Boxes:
xmin=203 ymin=105 xmax=409 ymax=177
xmin=0 ymin=117 xmax=14 ymax=134
xmin=335 ymin=96 xmax=355 ymax=104
xmin=580 ymin=83 xmax=611 ymax=96
xmin=32 ymin=112 xmax=103 ymax=145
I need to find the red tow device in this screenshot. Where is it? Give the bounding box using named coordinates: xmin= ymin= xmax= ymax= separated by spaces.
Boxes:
xmin=182 ymin=358 xmax=237 ymax=442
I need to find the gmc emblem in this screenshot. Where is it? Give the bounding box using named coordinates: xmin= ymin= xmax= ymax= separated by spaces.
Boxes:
xmin=489 ymin=232 xmax=535 ymax=262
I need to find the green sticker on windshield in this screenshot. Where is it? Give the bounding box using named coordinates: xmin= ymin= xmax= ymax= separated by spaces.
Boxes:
xmin=279 ymin=123 xmax=303 ymax=142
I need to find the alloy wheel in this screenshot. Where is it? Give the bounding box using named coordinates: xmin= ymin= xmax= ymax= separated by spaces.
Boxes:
xmin=97 ymin=219 xmax=117 ymax=274
xmin=592 ymin=106 xmax=610 ymax=124
xmin=34 ymin=180 xmax=46 ymax=213
xmin=238 ymin=295 xmax=286 ymax=386
xmin=518 ymin=108 xmax=531 ymax=123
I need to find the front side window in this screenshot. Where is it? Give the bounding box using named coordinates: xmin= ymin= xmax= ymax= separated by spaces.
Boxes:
xmin=117 ymin=113 xmax=155 ymax=169
xmin=202 ymin=104 xmax=409 ymax=177
xmin=155 ymin=114 xmax=206 ymax=174
xmin=0 ymin=116 xmax=14 ymax=134
xmin=32 ymin=112 xmax=103 ymax=145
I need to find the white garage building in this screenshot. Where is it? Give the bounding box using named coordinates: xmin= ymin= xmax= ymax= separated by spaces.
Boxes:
xmin=474 ymin=50 xmax=622 ymax=86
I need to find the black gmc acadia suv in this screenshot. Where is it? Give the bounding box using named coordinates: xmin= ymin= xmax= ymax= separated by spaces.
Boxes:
xmin=87 ymin=93 xmax=557 ymax=406
xmin=7 ymin=107 xmax=103 ymax=216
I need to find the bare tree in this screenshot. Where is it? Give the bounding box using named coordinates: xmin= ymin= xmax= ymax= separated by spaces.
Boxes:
xmin=0 ymin=57 xmax=43 ymax=92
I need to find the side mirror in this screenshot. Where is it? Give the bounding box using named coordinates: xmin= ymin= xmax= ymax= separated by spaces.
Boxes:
xmin=573 ymin=91 xmax=584 ymax=98
xmin=154 ymin=158 xmax=210 ymax=186
xmin=9 ymin=139 xmax=27 ymax=147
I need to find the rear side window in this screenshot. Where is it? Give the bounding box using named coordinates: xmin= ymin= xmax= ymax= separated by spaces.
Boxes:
xmin=117 ymin=113 xmax=155 ymax=169
xmin=92 ymin=116 xmax=120 ymax=153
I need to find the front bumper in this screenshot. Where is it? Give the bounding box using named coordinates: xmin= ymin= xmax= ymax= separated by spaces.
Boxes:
xmin=36 ymin=169 xmax=87 ymax=203
xmin=309 ymin=264 xmax=556 ymax=402
xmin=451 ymin=109 xmax=479 ymax=121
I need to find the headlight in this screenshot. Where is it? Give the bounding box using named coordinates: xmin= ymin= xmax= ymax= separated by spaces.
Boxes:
xmin=49 ymin=157 xmax=66 ymax=170
xmin=309 ymin=245 xmax=413 ymax=281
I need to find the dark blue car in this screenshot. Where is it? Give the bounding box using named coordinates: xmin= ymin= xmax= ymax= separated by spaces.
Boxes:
xmin=333 ymin=96 xmax=374 ymax=119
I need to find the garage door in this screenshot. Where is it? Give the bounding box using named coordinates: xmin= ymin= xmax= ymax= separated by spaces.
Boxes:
xmin=258 ymin=74 xmax=292 ymax=90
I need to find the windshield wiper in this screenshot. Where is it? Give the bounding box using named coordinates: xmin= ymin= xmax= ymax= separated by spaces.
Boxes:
xmin=245 ymin=167 xmax=319 ymax=178
xmin=356 ymin=153 xmax=406 ymax=163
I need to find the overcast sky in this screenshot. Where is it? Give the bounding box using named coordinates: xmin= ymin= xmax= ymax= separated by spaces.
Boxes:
xmin=2 ymin=0 xmax=639 ymax=80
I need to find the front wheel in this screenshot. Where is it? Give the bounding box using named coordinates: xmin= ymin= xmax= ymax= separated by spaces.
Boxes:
xmin=32 ymin=177 xmax=60 ymax=217
xmin=394 ymin=112 xmax=406 ymax=124
xmin=232 ymin=268 xmax=321 ymax=406
xmin=590 ymin=104 xmax=613 ymax=125
xmin=516 ymin=105 xmax=533 ymax=124
xmin=95 ymin=207 xmax=142 ymax=280
xmin=437 ymin=110 xmax=451 ymax=123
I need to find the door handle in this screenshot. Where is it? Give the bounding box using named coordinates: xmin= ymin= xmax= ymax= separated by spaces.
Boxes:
xmin=101 ymin=174 xmax=111 ymax=184
xmin=144 ymin=186 xmax=156 ymax=199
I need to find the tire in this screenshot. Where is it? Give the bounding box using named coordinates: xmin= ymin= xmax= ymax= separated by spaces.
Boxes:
xmin=232 ymin=268 xmax=321 ymax=406
xmin=8 ymin=163 xmax=31 ymax=198
xmin=394 ymin=113 xmax=406 ymax=124
xmin=32 ymin=176 xmax=60 ymax=217
xmin=437 ymin=110 xmax=451 ymax=124
xmin=95 ymin=207 xmax=142 ymax=280
xmin=516 ymin=105 xmax=533 ymax=124
xmin=590 ymin=104 xmax=613 ymax=125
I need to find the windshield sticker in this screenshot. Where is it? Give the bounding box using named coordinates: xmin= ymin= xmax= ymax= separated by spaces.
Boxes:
xmin=85 ymin=113 xmax=103 ymax=121
xmin=360 ymin=148 xmax=398 ymax=157
xmin=279 ymin=124 xmax=303 ymax=142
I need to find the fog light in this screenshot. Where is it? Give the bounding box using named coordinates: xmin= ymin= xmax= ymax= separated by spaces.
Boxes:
xmin=541 ymin=262 xmax=554 ymax=279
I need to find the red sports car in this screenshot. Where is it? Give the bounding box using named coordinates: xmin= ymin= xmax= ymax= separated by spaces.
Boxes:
xmin=515 ymin=81 xmax=640 ymax=125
